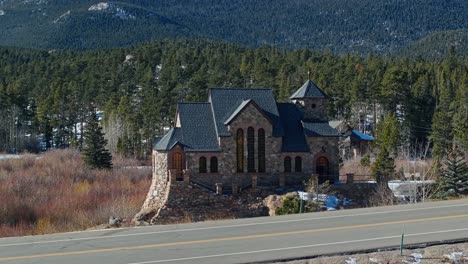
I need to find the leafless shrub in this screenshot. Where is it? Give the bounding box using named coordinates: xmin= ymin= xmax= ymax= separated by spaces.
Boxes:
xmin=368 ymin=184 xmax=396 ymax=207
xmin=0 ymin=149 xmax=151 ymax=237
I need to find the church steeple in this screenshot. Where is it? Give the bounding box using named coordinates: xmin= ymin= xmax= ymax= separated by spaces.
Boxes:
xmin=290 ymin=79 xmax=328 ymax=100
xmin=290 ymin=78 xmax=329 ymax=122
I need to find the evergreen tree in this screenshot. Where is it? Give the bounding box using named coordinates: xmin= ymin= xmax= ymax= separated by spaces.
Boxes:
xmin=82 ymin=112 xmax=113 ymax=169
xmin=438 ymin=146 xmax=468 ymax=197
xmin=371 ymin=113 xmax=399 ymax=184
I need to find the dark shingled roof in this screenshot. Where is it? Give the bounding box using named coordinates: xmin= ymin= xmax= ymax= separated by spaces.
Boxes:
xmin=209 ymin=88 xmax=284 ymax=137
xmin=177 ymin=103 xmax=220 ymax=152
xmin=290 ymin=80 xmax=328 ymax=99
xmin=153 ymin=128 xmax=184 ymax=151
xmin=154 ymin=84 xmax=336 ymax=153
xmin=277 ymin=103 xmax=309 ymax=152
xmin=224 ymin=99 xmax=252 ymax=125
xmin=302 ymin=121 xmax=340 ymax=137
xmin=154 ymin=103 xmax=220 ymax=152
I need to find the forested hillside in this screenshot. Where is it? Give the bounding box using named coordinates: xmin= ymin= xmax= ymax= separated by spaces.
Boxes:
xmin=0 ymin=0 xmax=466 ymax=57
xmin=0 ymin=40 xmax=466 ymax=160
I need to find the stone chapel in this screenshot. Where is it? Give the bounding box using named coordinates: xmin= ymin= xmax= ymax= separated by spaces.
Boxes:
xmin=152 ymin=79 xmax=340 ymax=194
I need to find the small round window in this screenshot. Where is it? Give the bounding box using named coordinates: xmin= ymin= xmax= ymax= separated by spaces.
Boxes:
xmin=311 ymin=103 xmax=316 ymax=109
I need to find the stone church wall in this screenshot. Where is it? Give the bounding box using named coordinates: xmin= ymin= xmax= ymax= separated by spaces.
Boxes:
xmin=306 ymin=137 xmax=340 ymax=180
xmin=134 ymin=150 xmax=170 ymax=222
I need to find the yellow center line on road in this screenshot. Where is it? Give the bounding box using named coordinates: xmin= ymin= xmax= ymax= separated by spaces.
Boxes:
xmin=1 ymin=213 xmax=467 ymax=262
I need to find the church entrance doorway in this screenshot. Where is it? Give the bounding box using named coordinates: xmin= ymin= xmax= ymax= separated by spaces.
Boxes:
xmin=172 ymin=152 xmax=184 ymax=181
xmin=316 ymin=156 xmax=330 ymax=184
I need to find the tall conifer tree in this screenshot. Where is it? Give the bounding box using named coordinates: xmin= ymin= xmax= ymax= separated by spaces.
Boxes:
xmin=438 ymin=146 xmax=468 ymax=197
xmin=82 ymin=112 xmax=112 ymax=169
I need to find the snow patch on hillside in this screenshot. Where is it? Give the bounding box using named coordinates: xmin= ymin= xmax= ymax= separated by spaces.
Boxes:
xmin=0 ymin=0 xmax=47 ymax=5
xmin=114 ymin=7 xmax=135 ymax=20
xmin=89 ymin=2 xmax=111 ymax=11
xmin=52 ymin=10 xmax=70 ymax=24
xmin=0 ymin=10 xmax=5 ymax=15
xmin=88 ymin=2 xmax=136 ymax=20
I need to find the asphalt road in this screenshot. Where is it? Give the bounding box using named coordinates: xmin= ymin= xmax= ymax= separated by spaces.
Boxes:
xmin=1 ymin=199 xmax=467 ymax=264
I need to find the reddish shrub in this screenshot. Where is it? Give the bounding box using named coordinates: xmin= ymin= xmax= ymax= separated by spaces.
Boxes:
xmin=0 ymin=149 xmax=151 ymax=237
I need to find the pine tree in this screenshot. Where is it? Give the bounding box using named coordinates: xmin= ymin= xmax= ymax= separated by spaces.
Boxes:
xmin=371 ymin=113 xmax=399 ymax=184
xmin=82 ymin=112 xmax=112 ymax=169
xmin=438 ymin=146 xmax=468 ymax=197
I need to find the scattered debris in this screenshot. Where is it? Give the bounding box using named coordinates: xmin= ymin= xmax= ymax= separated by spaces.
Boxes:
xmin=108 ymin=216 xmax=122 ymax=227
xmin=444 ymin=252 xmax=466 ymax=264
xmin=345 ymin=257 xmax=357 ymax=264
xmin=403 ymin=253 xmax=423 ymax=264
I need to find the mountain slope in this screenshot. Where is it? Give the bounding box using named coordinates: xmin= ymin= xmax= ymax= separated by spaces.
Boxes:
xmin=0 ymin=0 xmax=466 ymax=55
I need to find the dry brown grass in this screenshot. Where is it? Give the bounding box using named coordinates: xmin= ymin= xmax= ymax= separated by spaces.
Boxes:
xmin=0 ymin=149 xmax=151 ymax=237
xmin=341 ymin=158 xmax=433 ymax=181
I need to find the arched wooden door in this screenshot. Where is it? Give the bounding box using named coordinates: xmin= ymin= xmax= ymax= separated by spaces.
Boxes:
xmin=173 ymin=152 xmax=184 ymax=181
xmin=316 ymin=156 xmax=329 ymax=184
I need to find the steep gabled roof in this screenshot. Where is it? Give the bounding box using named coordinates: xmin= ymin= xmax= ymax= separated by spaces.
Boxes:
xmin=224 ymin=99 xmax=272 ymax=125
xmin=154 ymin=103 xmax=220 ymax=152
xmin=277 ymin=103 xmax=309 ymax=152
xmin=302 ymin=121 xmax=339 ymax=137
xmin=176 ymin=103 xmax=220 ymax=152
xmin=153 ymin=128 xmax=184 ymax=151
xmin=290 ymin=80 xmax=329 ymax=99
xmin=209 ymin=88 xmax=284 ymax=137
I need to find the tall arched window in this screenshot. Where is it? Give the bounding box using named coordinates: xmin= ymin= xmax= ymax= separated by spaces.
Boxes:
xmin=236 ymin=129 xmax=244 ymax=173
xmin=210 ymin=157 xmax=218 ymax=173
xmin=295 ymin=156 xmax=302 ymax=172
xmin=284 ymin=156 xmax=292 ymax=173
xmin=199 ymin=157 xmax=207 ymax=173
xmin=258 ymin=128 xmax=265 ymax=173
xmin=247 ymin=127 xmax=255 ymax=172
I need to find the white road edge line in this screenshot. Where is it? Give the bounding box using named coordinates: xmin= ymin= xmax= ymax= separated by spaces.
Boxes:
xmin=127 ymin=228 xmax=468 ymax=264
xmin=1 ymin=203 xmax=467 ymax=247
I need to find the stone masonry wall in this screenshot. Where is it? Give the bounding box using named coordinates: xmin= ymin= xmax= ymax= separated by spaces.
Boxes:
xmin=150 ymin=183 xmax=270 ymax=224
xmin=306 ymin=137 xmax=340 ymax=180
xmin=293 ymin=98 xmax=328 ymax=122
xmin=134 ymin=150 xmax=170 ymax=222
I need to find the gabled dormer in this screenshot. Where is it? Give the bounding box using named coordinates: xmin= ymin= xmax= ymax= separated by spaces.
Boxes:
xmin=290 ymin=79 xmax=329 ymax=122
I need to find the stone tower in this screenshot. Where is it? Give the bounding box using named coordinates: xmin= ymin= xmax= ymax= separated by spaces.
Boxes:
xmin=290 ymin=79 xmax=329 ymax=122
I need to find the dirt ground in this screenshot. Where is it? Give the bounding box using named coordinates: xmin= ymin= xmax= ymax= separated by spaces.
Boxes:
xmin=273 ymin=242 xmax=468 ymax=264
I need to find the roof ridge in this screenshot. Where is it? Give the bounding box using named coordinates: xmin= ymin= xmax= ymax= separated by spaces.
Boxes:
xmin=209 ymin=87 xmax=273 ymax=90
xmin=177 ymin=102 xmax=210 ymax=105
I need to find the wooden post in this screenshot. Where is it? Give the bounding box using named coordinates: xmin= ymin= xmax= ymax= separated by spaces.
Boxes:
xmin=232 ymin=183 xmax=238 ymax=195
xmin=252 ymin=174 xmax=257 ymax=189
xmin=216 ymin=183 xmax=223 ymax=195
xmin=169 ymin=169 xmax=177 ymax=184
xmin=183 ymin=169 xmax=190 ymax=185
xmin=279 ymin=174 xmax=285 ymax=187
xmin=346 ymin=173 xmax=354 ymax=184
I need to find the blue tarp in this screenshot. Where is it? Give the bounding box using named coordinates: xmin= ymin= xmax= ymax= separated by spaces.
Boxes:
xmin=351 ymin=129 xmax=374 ymax=141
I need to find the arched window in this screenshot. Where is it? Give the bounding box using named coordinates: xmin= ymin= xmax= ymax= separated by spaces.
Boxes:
xmin=295 ymin=156 xmax=302 ymax=172
xmin=210 ymin=157 xmax=218 ymax=173
xmin=284 ymin=156 xmax=292 ymax=173
xmin=247 ymin=127 xmax=255 ymax=172
xmin=258 ymin=128 xmax=265 ymax=173
xmin=236 ymin=129 xmax=244 ymax=173
xmin=199 ymin=157 xmax=207 ymax=173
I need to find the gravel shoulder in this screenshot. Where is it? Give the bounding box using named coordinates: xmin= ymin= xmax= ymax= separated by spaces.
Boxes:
xmin=274 ymin=242 xmax=468 ymax=264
